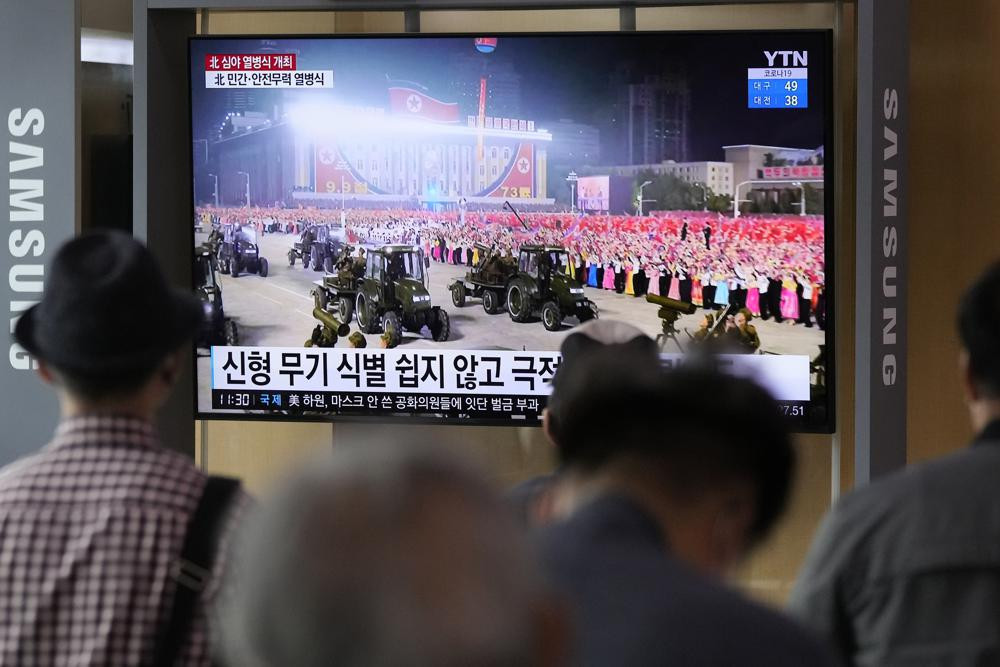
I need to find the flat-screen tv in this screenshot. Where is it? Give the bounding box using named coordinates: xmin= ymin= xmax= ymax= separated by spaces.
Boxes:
xmin=190 ymin=30 xmax=834 ymax=431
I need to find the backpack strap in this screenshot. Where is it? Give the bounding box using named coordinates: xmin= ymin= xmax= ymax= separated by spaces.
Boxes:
xmin=154 ymin=475 xmax=241 ymax=667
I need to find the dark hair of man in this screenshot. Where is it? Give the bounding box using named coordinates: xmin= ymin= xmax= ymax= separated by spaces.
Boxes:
xmin=958 ymin=260 xmax=1000 ymax=397
xmin=51 ymin=363 xmax=160 ymax=401
xmin=548 ymin=350 xmax=794 ymax=544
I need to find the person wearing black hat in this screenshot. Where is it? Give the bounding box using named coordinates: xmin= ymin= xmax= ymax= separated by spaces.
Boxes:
xmin=1 ymin=231 xmax=246 ymax=666
xmin=535 ymin=335 xmax=834 ymax=666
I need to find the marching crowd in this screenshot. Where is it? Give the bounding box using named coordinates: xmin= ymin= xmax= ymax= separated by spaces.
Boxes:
xmin=197 ymin=204 xmax=827 ymax=328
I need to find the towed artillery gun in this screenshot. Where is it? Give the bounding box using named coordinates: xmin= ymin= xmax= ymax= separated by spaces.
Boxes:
xmin=311 ymin=244 xmax=367 ymax=322
xmin=449 ymin=243 xmax=518 ymax=314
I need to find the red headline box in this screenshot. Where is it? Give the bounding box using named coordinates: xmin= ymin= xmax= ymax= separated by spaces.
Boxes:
xmin=205 ymin=54 xmax=297 ymax=71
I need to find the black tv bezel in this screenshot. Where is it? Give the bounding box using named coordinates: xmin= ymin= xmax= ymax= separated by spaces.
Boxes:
xmin=187 ymin=28 xmax=836 ymax=433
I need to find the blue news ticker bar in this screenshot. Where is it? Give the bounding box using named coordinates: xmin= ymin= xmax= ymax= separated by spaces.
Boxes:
xmin=747 ymin=79 xmax=808 ymax=109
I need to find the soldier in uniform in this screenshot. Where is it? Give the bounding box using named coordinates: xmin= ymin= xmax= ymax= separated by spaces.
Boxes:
xmin=692 ymin=313 xmax=716 ymax=342
xmin=347 ymin=332 xmax=367 ymax=348
xmin=724 ymin=307 xmax=761 ymax=354
xmin=353 ymin=247 xmax=367 ymax=274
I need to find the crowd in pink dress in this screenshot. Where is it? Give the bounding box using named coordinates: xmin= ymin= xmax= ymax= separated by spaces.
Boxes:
xmin=196 ymin=205 xmax=826 ymax=329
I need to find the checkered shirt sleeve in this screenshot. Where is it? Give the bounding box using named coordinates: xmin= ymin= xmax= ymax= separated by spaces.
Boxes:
xmin=0 ymin=415 xmax=246 ymax=666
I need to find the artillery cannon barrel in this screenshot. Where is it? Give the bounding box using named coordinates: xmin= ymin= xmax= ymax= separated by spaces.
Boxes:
xmin=645 ymin=293 xmax=698 ymax=315
xmin=313 ymin=307 xmax=350 ymax=337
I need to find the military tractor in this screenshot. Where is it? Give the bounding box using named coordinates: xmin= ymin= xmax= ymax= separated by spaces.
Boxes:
xmin=287 ymin=225 xmax=317 ymax=269
xmin=310 ymin=224 xmax=345 ymax=273
xmin=218 ymin=224 xmax=269 ymax=278
xmin=505 ymin=245 xmax=598 ymax=331
xmin=311 ymin=244 xmax=367 ymax=322
xmin=354 ymin=245 xmax=450 ymax=348
xmin=449 ymin=243 xmax=518 ymax=314
xmin=194 ymin=246 xmax=238 ymax=347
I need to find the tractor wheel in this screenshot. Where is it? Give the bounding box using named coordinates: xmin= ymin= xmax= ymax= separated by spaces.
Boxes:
xmin=506 ymin=282 xmax=531 ymax=323
xmin=311 ymin=246 xmax=322 ymax=271
xmin=287 ymin=250 xmax=296 ymax=267
xmin=542 ymin=301 xmax=563 ymax=332
xmin=451 ymin=282 xmax=466 ymax=307
xmin=430 ymin=308 xmax=451 ymax=342
xmin=578 ymin=305 xmax=597 ymax=323
xmin=223 ymin=319 xmax=239 ymax=346
xmin=482 ymin=288 xmax=502 ymax=315
xmin=381 ymin=311 xmax=402 ymax=348
xmin=338 ymin=295 xmax=354 ymax=322
xmin=230 ymin=258 xmax=240 ymax=278
xmin=323 ymin=256 xmax=334 ymax=274
xmin=302 ymin=252 xmax=311 ymax=270
xmin=313 ymin=288 xmax=329 ymax=311
xmin=356 ymin=293 xmax=377 ymax=334
xmin=258 ymin=257 xmax=269 ymax=278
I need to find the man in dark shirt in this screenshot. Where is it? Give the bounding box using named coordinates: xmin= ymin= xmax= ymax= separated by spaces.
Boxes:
xmin=789 ymin=260 xmax=1000 ymax=666
xmin=537 ymin=345 xmax=834 ymax=666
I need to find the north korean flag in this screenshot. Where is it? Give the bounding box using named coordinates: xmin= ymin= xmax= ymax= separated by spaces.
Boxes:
xmin=388 ymin=85 xmax=460 ymax=124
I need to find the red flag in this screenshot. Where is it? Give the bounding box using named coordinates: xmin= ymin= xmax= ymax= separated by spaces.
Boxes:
xmin=388 ymin=86 xmax=460 ymax=124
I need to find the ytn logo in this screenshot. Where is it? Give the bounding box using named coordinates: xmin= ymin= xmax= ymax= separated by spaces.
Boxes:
xmin=764 ymin=51 xmax=808 ymax=67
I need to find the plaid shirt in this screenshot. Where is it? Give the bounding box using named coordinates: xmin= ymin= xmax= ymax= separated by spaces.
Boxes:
xmin=0 ymin=415 xmax=243 ymax=666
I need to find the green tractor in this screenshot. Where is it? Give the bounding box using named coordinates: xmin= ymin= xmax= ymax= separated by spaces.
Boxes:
xmin=505 ymin=245 xmax=598 ymax=331
xmin=311 ymin=244 xmax=367 ymax=322
xmin=449 ymin=243 xmax=518 ymax=315
xmin=354 ymin=245 xmax=450 ymax=348
xmin=194 ymin=246 xmax=238 ymax=348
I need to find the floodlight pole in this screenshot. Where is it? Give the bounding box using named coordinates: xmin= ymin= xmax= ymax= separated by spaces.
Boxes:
xmin=794 ymin=181 xmax=806 ymax=215
xmin=237 ymin=171 xmax=250 ymax=208
xmin=208 ymin=173 xmax=219 ymax=207
xmin=566 ymin=170 xmax=578 ymax=213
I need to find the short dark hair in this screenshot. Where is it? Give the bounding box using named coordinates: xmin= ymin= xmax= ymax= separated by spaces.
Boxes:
xmin=958 ymin=261 xmax=1000 ymax=397
xmin=549 ymin=351 xmax=794 ymax=544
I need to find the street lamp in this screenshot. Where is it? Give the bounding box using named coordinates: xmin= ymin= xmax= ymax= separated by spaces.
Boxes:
xmin=566 ymin=170 xmax=579 ymax=213
xmin=792 ymin=181 xmax=806 ymax=216
xmin=207 ymin=173 xmax=219 ymax=207
xmin=637 ymin=180 xmax=652 ymax=217
xmin=733 ymin=178 xmax=822 ymax=217
xmin=237 ymin=171 xmax=250 ymax=207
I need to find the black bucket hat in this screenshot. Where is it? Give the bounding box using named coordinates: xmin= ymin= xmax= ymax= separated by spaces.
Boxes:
xmin=13 ymin=230 xmax=203 ymax=376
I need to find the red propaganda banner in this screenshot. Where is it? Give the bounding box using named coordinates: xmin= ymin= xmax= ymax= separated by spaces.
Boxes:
xmin=315 ymin=145 xmax=368 ymax=195
xmin=762 ymin=165 xmax=824 ymax=180
xmin=388 ymin=86 xmax=460 ymax=124
xmin=487 ymin=143 xmax=534 ymax=199
xmin=205 ymin=54 xmax=297 ymax=71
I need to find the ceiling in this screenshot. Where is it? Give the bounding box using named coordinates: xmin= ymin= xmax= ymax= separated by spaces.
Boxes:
xmin=82 ymin=0 xmax=132 ymax=33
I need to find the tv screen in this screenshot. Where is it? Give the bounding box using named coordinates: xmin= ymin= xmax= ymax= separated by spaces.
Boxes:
xmin=190 ymin=30 xmax=833 ymax=431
